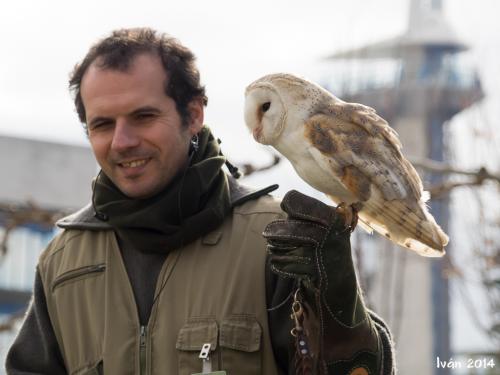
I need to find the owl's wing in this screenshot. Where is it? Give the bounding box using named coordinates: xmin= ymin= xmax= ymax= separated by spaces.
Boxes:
xmin=327 ymin=100 xmax=403 ymax=153
xmin=304 ymin=111 xmax=423 ymax=203
xmin=304 ymin=112 xmax=447 ymax=256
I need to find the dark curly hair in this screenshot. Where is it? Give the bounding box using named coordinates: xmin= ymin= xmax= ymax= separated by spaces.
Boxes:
xmin=69 ymin=27 xmax=208 ymax=132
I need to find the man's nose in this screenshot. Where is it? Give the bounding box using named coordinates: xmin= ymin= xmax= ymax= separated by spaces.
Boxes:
xmin=110 ymin=119 xmax=140 ymax=152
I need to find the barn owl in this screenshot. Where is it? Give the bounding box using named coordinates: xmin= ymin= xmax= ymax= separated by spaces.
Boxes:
xmin=244 ymin=73 xmax=448 ymax=257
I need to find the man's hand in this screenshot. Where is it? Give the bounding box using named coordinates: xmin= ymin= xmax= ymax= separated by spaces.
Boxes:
xmin=263 ymin=190 xmax=363 ymax=326
xmin=263 ymin=190 xmax=383 ymax=375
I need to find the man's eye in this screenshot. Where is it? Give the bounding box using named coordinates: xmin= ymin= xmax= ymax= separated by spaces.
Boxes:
xmin=136 ymin=112 xmax=156 ymax=120
xmin=90 ymin=121 xmax=111 ymax=130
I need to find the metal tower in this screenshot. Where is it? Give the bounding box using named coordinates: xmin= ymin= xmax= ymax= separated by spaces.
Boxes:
xmin=324 ymin=1 xmax=483 ymax=374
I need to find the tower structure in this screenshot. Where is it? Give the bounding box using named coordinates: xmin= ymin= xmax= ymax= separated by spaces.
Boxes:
xmin=324 ymin=1 xmax=483 ymax=374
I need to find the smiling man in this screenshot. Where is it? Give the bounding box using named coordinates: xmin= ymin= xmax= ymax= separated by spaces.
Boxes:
xmin=83 ymin=52 xmax=202 ymax=199
xmin=6 ymin=28 xmax=395 ymax=375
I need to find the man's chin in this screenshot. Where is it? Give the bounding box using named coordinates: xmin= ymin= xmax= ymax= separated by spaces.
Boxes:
xmin=119 ymin=185 xmax=155 ymax=199
xmin=114 ymin=178 xmax=166 ymax=200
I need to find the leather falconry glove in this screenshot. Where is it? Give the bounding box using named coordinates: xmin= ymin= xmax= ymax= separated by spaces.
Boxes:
xmin=263 ymin=190 xmax=382 ymax=375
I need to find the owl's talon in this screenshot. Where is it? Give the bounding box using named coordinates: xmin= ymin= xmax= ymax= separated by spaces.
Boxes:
xmin=335 ymin=202 xmax=358 ymax=232
xmin=350 ymin=205 xmax=359 ymax=232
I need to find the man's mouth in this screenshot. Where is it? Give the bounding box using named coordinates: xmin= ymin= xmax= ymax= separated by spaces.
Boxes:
xmin=119 ymin=158 xmax=150 ymax=168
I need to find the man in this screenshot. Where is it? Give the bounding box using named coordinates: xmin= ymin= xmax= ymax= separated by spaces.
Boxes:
xmin=6 ymin=28 xmax=395 ymax=374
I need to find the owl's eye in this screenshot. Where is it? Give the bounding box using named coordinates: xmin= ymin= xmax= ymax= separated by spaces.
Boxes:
xmin=262 ymin=102 xmax=271 ymax=112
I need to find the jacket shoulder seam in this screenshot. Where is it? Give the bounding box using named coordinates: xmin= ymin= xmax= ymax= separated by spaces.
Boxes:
xmin=233 ymin=195 xmax=283 ymax=216
xmin=39 ymin=230 xmax=85 ymax=266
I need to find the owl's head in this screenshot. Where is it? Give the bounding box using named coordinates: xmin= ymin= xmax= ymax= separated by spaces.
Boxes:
xmin=244 ymin=73 xmax=317 ymax=146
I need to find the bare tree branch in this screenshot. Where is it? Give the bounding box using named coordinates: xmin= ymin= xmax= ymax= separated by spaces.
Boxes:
xmin=405 ymin=157 xmax=499 ymax=199
xmin=0 ymin=202 xmax=66 ymax=257
xmin=0 ymin=309 xmax=24 ymax=333
xmin=239 ymin=154 xmax=281 ymax=177
xmin=427 ymin=180 xmax=494 ymax=199
xmin=409 ymin=157 xmax=500 ymax=183
xmin=239 ymin=154 xmax=500 ymax=198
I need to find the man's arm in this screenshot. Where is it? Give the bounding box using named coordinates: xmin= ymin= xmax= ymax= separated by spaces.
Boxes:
xmin=5 ymin=268 xmax=66 ymax=375
xmin=265 ymin=190 xmax=396 ymax=374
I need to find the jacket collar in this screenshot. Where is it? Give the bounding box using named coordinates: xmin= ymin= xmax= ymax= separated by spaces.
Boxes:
xmin=56 ymin=176 xmax=278 ymax=230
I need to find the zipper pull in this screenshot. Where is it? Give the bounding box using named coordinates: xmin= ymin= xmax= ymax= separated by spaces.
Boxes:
xmin=199 ymin=343 xmax=212 ymax=373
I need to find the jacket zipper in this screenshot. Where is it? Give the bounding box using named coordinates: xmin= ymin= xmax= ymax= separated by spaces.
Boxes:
xmin=218 ymin=344 xmax=222 ymax=371
xmin=140 ymin=325 xmax=147 ymax=375
xmin=51 ymin=264 xmax=106 ymax=291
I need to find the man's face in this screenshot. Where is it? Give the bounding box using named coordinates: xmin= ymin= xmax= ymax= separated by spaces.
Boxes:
xmin=81 ymin=53 xmax=203 ymax=199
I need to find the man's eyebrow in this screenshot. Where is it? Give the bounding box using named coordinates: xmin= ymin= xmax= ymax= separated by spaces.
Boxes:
xmin=129 ymin=106 xmax=162 ymax=116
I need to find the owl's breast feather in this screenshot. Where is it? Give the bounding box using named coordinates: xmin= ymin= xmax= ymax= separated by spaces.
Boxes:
xmin=290 ymin=149 xmax=357 ymax=205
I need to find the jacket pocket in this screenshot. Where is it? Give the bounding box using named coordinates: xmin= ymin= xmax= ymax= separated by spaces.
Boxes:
xmin=176 ymin=318 xmax=219 ymax=375
xmin=220 ymin=316 xmax=262 ymax=374
xmin=52 ymin=264 xmax=106 ymax=292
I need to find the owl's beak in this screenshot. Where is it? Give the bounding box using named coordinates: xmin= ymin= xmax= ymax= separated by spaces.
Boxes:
xmin=252 ymin=125 xmax=263 ymax=142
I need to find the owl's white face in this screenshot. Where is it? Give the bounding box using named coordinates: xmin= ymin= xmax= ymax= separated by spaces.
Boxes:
xmin=244 ymin=82 xmax=287 ymax=146
xmin=244 ymin=73 xmax=326 ymax=146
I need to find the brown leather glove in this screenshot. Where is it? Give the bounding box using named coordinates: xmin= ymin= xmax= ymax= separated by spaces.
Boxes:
xmin=264 ymin=190 xmax=382 ymax=375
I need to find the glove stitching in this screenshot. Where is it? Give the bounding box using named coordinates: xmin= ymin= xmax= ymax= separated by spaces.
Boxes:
xmin=327 ymin=349 xmax=379 ymax=366
xmin=315 ymin=225 xmax=328 ymax=356
xmin=283 ymin=200 xmax=330 ymax=224
xmin=284 ymin=256 xmax=311 ymax=265
xmin=267 ymin=244 xmax=298 ymax=251
xmin=323 ymin=293 xmax=370 ymax=328
xmin=264 ymin=234 xmax=320 ymax=245
xmin=284 ymin=219 xmax=327 ymax=229
xmin=317 ymin=225 xmax=332 ymax=291
xmin=270 ymin=264 xmax=312 ymax=282
xmin=263 ymin=219 xmax=327 ymax=235
xmin=270 ymin=255 xmax=311 ymax=265
xmin=318 ymin=224 xmax=368 ymax=329
xmin=376 ymin=325 xmax=385 ymax=375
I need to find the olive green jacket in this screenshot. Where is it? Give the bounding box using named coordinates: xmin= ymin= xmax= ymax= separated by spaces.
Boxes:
xmin=6 ymin=180 xmax=395 ymax=375
xmin=36 ymin=189 xmax=284 ymax=375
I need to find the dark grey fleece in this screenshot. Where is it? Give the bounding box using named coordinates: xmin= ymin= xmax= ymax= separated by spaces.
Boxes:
xmin=5 ymin=271 xmax=66 ymax=375
xmin=117 ymin=235 xmax=167 ymax=326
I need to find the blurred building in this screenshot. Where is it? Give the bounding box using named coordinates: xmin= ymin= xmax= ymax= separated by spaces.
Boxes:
xmin=0 ymin=135 xmax=96 ymax=369
xmin=323 ymin=0 xmax=483 ymax=374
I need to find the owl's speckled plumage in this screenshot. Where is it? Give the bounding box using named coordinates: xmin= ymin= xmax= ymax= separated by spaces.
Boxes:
xmin=244 ymin=73 xmax=448 ymax=257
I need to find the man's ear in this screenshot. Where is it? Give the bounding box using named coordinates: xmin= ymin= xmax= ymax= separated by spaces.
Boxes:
xmin=187 ymin=99 xmax=204 ymax=135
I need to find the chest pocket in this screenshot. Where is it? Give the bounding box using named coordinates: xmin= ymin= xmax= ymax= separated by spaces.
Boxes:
xmin=219 ymin=316 xmax=262 ymax=374
xmin=176 ymin=316 xmax=262 ymax=375
xmin=49 ymin=263 xmax=107 ymax=374
xmin=52 ymin=263 xmax=106 ymax=291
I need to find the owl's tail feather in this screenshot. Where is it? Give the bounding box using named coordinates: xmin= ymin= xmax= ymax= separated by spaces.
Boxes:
xmin=359 ymin=197 xmax=448 ymax=257
xmin=357 ymin=218 xmax=374 ymax=234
